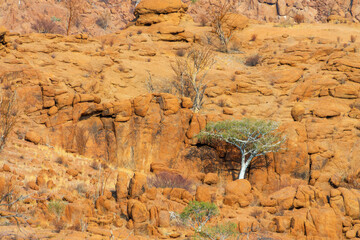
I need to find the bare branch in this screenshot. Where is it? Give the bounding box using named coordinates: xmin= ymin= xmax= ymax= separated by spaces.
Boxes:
xmin=0 ymin=88 xmax=19 ymax=153
xmin=171 ymin=46 xmax=216 ymax=112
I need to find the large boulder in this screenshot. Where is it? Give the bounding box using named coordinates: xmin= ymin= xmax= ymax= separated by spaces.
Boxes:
xmin=133 ymin=94 xmax=153 ymax=117
xmin=269 ymin=187 xmax=296 ymax=210
xmin=224 ymin=179 xmax=253 ymax=207
xmin=129 ymin=172 xmax=148 ymax=198
xmin=339 ymin=187 xmax=360 ymax=219
xmin=128 ymin=200 xmax=148 ymax=223
xmin=293 ymin=185 xmax=327 ymax=209
xmin=116 ymin=172 xmax=130 ymax=201
xmin=134 ymin=0 xmax=188 ymax=26
xmin=158 ymin=93 xmax=181 ymax=115
xmin=305 ymin=207 xmax=342 ymax=239
xmin=195 ymin=185 xmax=217 ymax=202
xmin=135 ymin=0 xmax=187 ymax=15
xmin=0 ymin=26 xmax=7 ymax=45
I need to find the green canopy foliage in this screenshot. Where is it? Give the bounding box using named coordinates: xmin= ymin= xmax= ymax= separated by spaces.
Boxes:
xmin=197 ymin=118 xmax=285 ymax=157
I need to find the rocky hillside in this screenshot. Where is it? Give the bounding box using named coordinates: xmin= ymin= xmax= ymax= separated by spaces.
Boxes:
xmin=1 ymin=0 xmax=360 ymax=37
xmin=1 ymin=0 xmax=360 ymax=239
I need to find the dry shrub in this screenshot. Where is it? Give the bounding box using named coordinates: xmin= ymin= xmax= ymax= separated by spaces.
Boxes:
xmin=250 ymin=34 xmax=257 ymax=41
xmin=73 ymin=216 xmax=88 ymax=232
xmin=175 ymin=48 xmax=186 ymax=57
xmin=340 ymin=171 xmax=360 ymax=189
xmin=32 ymin=17 xmax=59 ymax=34
xmin=91 ymin=160 xmax=100 ymax=170
xmin=294 ymin=14 xmax=305 ymax=24
xmin=96 ymin=12 xmax=110 ymax=30
xmin=145 ymin=71 xmax=155 ymax=93
xmin=217 ymin=99 xmax=226 ymax=107
xmin=274 ymin=208 xmax=285 ymax=216
xmin=0 ymin=178 xmax=28 ymax=231
xmin=208 ymin=0 xmax=237 ymax=53
xmin=0 ymin=88 xmax=19 ymax=152
xmin=171 ymin=46 xmax=216 ymax=112
xmin=351 ymin=35 xmax=357 ymax=43
xmin=147 ymin=172 xmax=193 ymax=191
xmin=95 ymin=168 xmax=112 ymax=200
xmin=245 ymin=54 xmax=261 ymax=66
xmin=350 ymin=102 xmax=360 ymax=110
xmin=250 ymin=209 xmax=262 ymax=219
xmin=74 ymin=183 xmax=87 ymax=195
xmin=55 ymin=156 xmax=64 ymax=165
xmin=199 ymin=14 xmax=208 ymax=27
xmin=53 ymin=219 xmax=66 ymax=233
xmin=337 ymin=36 xmax=341 ymax=44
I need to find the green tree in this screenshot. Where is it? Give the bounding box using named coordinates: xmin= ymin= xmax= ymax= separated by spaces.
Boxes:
xmin=180 ymin=201 xmax=219 ymax=234
xmin=197 ymin=118 xmax=286 ymax=179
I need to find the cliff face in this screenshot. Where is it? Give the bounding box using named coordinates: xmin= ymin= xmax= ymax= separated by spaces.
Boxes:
xmin=1 ymin=0 xmax=360 ymax=38
xmin=189 ymin=0 xmax=360 ymax=23
xmin=2 ymin=23 xmax=360 ymax=191
xmin=1 ymin=3 xmax=360 ymax=237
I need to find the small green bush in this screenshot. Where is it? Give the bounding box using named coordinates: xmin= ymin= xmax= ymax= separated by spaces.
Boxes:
xmin=201 ymin=222 xmax=237 ymax=240
xmin=180 ymin=201 xmax=219 ymax=233
xmin=48 ymin=200 xmax=67 ymax=220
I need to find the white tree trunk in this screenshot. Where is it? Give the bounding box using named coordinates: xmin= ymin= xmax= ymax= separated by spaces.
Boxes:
xmin=238 ymin=166 xmax=247 ymax=179
xmin=238 ymin=155 xmax=253 ymax=179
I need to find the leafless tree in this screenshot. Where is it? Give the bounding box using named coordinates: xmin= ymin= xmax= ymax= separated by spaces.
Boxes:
xmin=64 ymin=0 xmax=84 ymax=35
xmin=171 ymin=46 xmax=216 ymax=112
xmin=0 ymin=179 xmax=32 ymax=232
xmin=0 ymin=88 xmax=19 ymax=153
xmin=145 ymin=71 xmax=155 ymax=93
xmin=209 ymin=0 xmax=238 ymax=53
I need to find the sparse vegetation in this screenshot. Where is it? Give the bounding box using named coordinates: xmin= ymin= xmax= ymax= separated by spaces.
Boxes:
xmin=145 ymin=71 xmax=155 ymax=93
xmin=0 ymin=178 xmax=29 ymax=229
xmin=245 ymin=54 xmax=261 ymax=66
xmin=197 ymin=119 xmax=286 ymax=179
xmin=201 ymin=222 xmax=237 ymax=240
xmin=199 ymin=14 xmax=208 ymax=27
xmin=32 ymin=17 xmax=58 ymax=34
xmin=64 ymin=0 xmax=84 ymax=35
xmin=55 ymin=156 xmax=65 ymax=165
xmin=51 ymin=16 xmax=61 ymax=22
xmin=74 ymin=183 xmax=87 ymax=195
xmin=91 ymin=160 xmax=100 ymax=170
xmin=217 ymin=99 xmax=226 ymax=107
xmin=94 ymin=165 xmax=112 ymax=202
xmin=0 ymin=88 xmax=19 ymax=153
xmin=147 ymin=172 xmax=193 ymax=191
xmin=350 ymin=35 xmax=357 ymax=43
xmin=175 ymin=48 xmax=186 ymax=57
xmin=208 ymin=0 xmax=237 ymax=53
xmin=294 ymin=14 xmax=305 ymax=24
xmin=171 ymin=46 xmax=216 ymax=112
xmin=48 ymin=199 xmax=67 ymax=231
xmin=180 ymin=201 xmax=219 ymax=234
xmin=48 ymin=200 xmax=67 ymax=220
xmin=96 ymin=12 xmax=110 ymax=30
xmin=250 ymin=34 xmax=257 ymax=41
